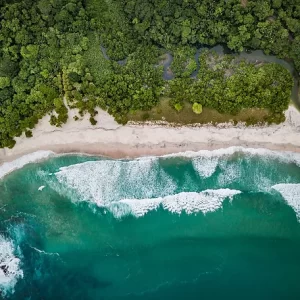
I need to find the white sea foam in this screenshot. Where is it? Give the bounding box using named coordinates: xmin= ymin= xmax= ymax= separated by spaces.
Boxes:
xmin=49 ymin=146 xmax=300 ymax=218
xmin=192 ymin=156 xmax=219 ymax=178
xmin=272 ymin=184 xmax=300 ymax=220
xmin=118 ymin=189 xmax=241 ymax=217
xmin=217 ymin=161 xmax=241 ymax=186
xmin=184 ymin=146 xmax=300 ymax=191
xmin=53 ymin=158 xmax=241 ymax=217
xmin=0 ymin=235 xmax=23 ymax=296
xmin=0 ymin=151 xmax=54 ymax=180
xmin=162 ymin=147 xmax=300 ymax=166
xmin=29 ymin=246 xmax=59 ymax=257
xmin=55 ymin=158 xmax=176 ymax=206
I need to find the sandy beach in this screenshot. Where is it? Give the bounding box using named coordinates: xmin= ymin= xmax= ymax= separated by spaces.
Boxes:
xmin=0 ymin=105 xmax=300 ymax=164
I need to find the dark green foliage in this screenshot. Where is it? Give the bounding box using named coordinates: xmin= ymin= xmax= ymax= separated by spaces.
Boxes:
xmin=121 ymin=0 xmax=300 ymax=65
xmin=0 ymin=0 xmax=298 ymax=148
xmin=96 ymin=46 xmax=164 ymax=120
xmin=171 ymin=46 xmax=197 ymax=78
xmin=25 ymin=130 xmax=33 ymax=138
xmin=89 ymin=117 xmax=97 ymax=125
xmin=169 ymin=51 xmax=293 ymax=115
xmin=0 ymin=0 xmax=89 ymax=147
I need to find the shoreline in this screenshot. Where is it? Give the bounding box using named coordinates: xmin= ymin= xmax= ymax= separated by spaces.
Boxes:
xmin=0 ymin=105 xmax=300 ymax=164
xmin=2 ymin=141 xmax=300 ymax=164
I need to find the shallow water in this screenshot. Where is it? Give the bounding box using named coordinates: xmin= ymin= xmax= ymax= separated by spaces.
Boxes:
xmin=1 ymin=148 xmax=300 ymax=299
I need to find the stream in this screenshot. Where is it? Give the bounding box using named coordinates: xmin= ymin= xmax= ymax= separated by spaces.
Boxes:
xmin=100 ymin=44 xmax=299 ymax=107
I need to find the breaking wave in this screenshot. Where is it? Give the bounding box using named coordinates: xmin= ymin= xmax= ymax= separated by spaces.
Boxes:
xmin=170 ymin=147 xmax=300 ymax=182
xmin=117 ymin=189 xmax=241 ymax=218
xmin=180 ymin=148 xmax=300 ymax=190
xmin=51 ymin=157 xmax=242 ymax=218
xmin=0 ymin=235 xmax=23 ymax=296
xmin=55 ymin=158 xmax=176 ymax=206
xmin=272 ymin=184 xmax=300 ymax=221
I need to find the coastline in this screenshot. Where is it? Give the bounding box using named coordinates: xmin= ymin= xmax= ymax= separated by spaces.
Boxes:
xmin=0 ymin=105 xmax=300 ymax=164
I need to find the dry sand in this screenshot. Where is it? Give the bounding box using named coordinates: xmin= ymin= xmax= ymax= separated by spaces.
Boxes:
xmin=0 ymin=106 xmax=300 ymax=163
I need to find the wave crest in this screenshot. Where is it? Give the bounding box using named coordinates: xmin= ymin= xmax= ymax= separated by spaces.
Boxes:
xmin=118 ymin=189 xmax=241 ymax=218
xmin=55 ymin=158 xmax=176 ymax=206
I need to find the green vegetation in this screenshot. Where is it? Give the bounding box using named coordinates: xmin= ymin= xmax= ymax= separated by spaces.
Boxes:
xmin=0 ymin=0 xmax=91 ymax=147
xmin=171 ymin=46 xmax=197 ymax=78
xmin=192 ymin=103 xmax=203 ymax=114
xmin=174 ymin=103 xmax=183 ymax=112
xmin=128 ymin=98 xmax=272 ymax=125
xmin=0 ymin=0 xmax=299 ymax=148
xmin=169 ymin=51 xmax=293 ymax=120
xmin=122 ymin=0 xmax=300 ymax=68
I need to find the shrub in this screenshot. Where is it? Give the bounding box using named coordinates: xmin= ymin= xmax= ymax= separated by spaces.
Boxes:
xmin=192 ymin=103 xmax=202 ymax=114
xmin=89 ymin=117 xmax=97 ymax=125
xmin=25 ymin=130 xmax=33 ymax=138
xmin=174 ymin=103 xmax=183 ymax=112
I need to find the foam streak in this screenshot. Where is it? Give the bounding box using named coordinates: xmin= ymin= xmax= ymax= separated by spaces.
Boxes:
xmin=0 ymin=151 xmax=54 ymax=180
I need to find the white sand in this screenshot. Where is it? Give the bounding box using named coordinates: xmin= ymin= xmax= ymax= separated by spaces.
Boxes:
xmin=0 ymin=105 xmax=300 ymax=163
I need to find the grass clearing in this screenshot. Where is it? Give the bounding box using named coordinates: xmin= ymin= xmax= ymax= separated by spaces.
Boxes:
xmin=128 ymin=98 xmax=271 ymax=125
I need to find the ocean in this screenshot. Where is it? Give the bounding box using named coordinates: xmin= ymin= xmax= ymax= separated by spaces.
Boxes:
xmin=1 ymin=147 xmax=300 ymax=299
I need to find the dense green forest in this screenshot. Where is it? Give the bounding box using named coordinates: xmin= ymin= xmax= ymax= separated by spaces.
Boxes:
xmin=0 ymin=0 xmax=299 ymax=148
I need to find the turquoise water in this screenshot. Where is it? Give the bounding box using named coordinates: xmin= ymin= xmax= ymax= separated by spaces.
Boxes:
xmin=1 ymin=148 xmax=300 ymax=299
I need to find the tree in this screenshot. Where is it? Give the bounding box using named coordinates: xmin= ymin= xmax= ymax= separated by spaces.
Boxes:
xmin=0 ymin=77 xmax=10 ymax=89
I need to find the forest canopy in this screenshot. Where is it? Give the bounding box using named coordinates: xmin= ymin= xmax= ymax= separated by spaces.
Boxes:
xmin=0 ymin=0 xmax=299 ymax=147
